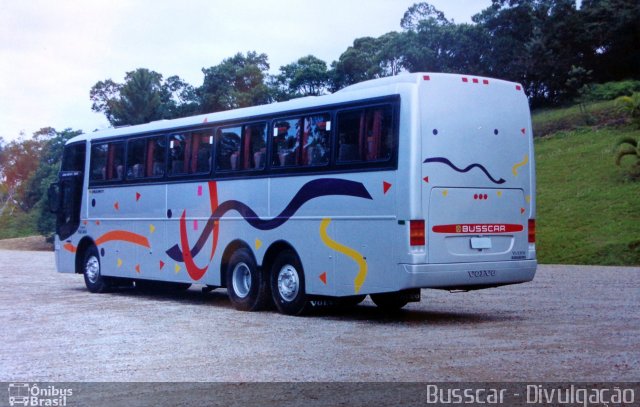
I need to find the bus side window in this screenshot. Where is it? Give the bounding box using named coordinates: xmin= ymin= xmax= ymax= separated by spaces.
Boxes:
xmin=216 ymin=127 xmax=241 ymax=171
xmin=90 ymin=143 xmax=108 ymax=181
xmin=169 ymin=134 xmax=189 ymax=175
xmin=337 ymin=105 xmax=393 ymax=164
xmin=147 ymin=136 xmax=166 ymax=177
xmin=302 ymin=114 xmax=330 ymax=166
xmin=109 ymin=143 xmax=125 ymax=180
xmin=336 ymin=110 xmax=362 ymax=162
xmin=246 ymin=122 xmax=267 ymax=170
xmin=272 ymin=118 xmax=301 ymax=167
xmin=191 ymin=132 xmax=212 ymax=174
xmin=126 ymin=138 xmax=146 ymax=179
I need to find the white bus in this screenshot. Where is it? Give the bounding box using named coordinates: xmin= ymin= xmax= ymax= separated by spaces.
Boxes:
xmin=50 ymin=73 xmax=536 ymax=315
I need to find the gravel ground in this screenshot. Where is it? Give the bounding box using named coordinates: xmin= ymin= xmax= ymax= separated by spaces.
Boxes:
xmin=0 ymin=250 xmax=638 ymax=382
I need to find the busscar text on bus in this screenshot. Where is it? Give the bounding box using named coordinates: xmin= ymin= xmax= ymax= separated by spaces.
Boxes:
xmin=48 ymin=73 xmax=537 ymax=315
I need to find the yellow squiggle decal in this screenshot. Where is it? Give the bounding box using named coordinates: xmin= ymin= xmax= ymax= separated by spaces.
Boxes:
xmin=319 ymin=218 xmax=368 ymax=294
xmin=512 ymin=154 xmax=529 ymax=177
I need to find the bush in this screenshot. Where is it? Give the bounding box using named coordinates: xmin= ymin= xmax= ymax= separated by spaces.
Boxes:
xmin=580 ymin=80 xmax=640 ymax=102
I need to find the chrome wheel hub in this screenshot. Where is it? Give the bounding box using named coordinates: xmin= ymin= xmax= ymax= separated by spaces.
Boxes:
xmin=277 ymin=265 xmax=299 ymax=302
xmin=85 ymin=256 xmax=100 ymax=284
xmin=231 ymin=262 xmax=252 ymax=298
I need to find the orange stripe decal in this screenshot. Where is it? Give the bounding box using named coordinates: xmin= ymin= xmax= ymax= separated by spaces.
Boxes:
xmin=95 ymin=231 xmax=150 ymax=248
xmin=63 ymin=243 xmax=77 ymax=253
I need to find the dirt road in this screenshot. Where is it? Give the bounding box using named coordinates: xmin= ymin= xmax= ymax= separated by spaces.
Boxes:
xmin=0 ymin=250 xmax=638 ymax=382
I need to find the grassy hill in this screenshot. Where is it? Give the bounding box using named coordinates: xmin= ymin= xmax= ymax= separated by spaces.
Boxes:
xmin=533 ymin=105 xmax=640 ymax=265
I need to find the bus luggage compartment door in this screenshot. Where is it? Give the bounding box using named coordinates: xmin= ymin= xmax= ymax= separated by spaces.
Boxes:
xmin=428 ymin=187 xmax=528 ymax=264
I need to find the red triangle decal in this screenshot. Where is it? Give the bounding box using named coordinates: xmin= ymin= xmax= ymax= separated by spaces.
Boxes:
xmin=423 ymin=176 xmax=429 ymax=183
xmin=135 ymin=264 xmax=141 ymax=273
xmin=521 ymin=128 xmax=526 ymax=135
xmin=521 ymin=207 xmax=526 ymax=214
xmin=114 ymin=201 xmax=119 ymax=211
xmin=136 ymin=192 xmax=141 ymax=201
xmin=383 ymin=181 xmax=392 ymax=194
xmin=319 ymin=272 xmax=327 ymax=285
xmin=159 ymin=260 xmax=165 ymax=270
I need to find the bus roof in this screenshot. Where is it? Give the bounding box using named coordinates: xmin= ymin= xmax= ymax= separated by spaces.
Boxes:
xmin=68 ymin=72 xmax=520 ymax=144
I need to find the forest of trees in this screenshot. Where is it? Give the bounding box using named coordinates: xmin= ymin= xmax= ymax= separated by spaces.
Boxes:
xmin=0 ymin=0 xmax=638 ymax=237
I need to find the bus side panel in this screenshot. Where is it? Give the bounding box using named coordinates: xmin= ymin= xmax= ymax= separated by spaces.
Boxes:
xmin=54 ymin=235 xmax=76 ymax=273
xmin=266 ymin=171 xmax=397 ymax=297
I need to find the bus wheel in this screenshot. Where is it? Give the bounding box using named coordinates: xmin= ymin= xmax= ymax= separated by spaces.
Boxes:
xmin=270 ymin=250 xmax=309 ymax=316
xmin=82 ymin=245 xmax=111 ymax=293
xmin=371 ymin=292 xmax=408 ymax=311
xmin=225 ymin=247 xmax=269 ymax=311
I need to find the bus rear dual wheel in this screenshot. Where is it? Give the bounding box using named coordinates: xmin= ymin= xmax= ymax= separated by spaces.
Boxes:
xmin=225 ymin=248 xmax=309 ymax=315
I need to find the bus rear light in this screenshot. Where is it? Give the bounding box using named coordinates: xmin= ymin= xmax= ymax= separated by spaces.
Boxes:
xmin=410 ymin=220 xmax=425 ymax=246
xmin=528 ymin=219 xmax=536 ymax=243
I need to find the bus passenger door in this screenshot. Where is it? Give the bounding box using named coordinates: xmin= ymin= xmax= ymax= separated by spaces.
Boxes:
xmin=53 ymin=171 xmax=84 ymax=240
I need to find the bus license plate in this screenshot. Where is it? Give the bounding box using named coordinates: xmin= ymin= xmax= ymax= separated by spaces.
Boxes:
xmin=470 ymin=237 xmax=492 ymax=250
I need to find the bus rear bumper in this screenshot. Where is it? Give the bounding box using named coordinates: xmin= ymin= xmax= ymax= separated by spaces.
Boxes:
xmin=397 ymin=260 xmax=537 ymax=291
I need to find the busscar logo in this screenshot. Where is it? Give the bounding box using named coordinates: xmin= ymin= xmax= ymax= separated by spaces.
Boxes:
xmin=7 ymin=384 xmax=72 ymax=406
xmin=433 ymin=223 xmax=524 ymax=234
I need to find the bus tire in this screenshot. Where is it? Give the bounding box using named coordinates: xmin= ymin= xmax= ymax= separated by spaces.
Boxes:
xmin=225 ymin=247 xmax=269 ymax=311
xmin=371 ymin=292 xmax=408 ymax=311
xmin=82 ymin=245 xmax=112 ymax=293
xmin=270 ymin=250 xmax=309 ymax=316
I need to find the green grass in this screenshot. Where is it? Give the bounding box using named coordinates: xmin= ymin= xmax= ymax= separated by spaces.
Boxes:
xmin=532 ymin=100 xmax=624 ymax=138
xmin=535 ymin=126 xmax=640 ymax=265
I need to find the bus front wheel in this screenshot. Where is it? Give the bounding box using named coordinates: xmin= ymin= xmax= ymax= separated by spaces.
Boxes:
xmin=82 ymin=245 xmax=112 ymax=293
xmin=270 ymin=250 xmax=309 ymax=316
xmin=225 ymin=247 xmax=269 ymax=311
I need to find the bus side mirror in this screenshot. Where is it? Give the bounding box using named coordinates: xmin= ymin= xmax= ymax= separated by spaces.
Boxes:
xmin=47 ymin=183 xmax=60 ymax=214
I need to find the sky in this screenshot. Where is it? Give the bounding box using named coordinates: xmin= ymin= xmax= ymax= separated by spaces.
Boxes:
xmin=0 ymin=0 xmax=491 ymax=141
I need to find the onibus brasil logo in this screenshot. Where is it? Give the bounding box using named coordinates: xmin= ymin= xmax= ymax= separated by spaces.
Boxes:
xmin=7 ymin=383 xmax=72 ymax=406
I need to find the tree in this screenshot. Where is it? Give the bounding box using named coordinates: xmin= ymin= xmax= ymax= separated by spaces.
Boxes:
xmin=274 ymin=55 xmax=330 ymax=100
xmin=0 ymin=131 xmax=49 ymax=212
xmin=581 ymin=0 xmax=640 ymax=83
xmin=330 ymin=36 xmax=398 ymax=91
xmin=27 ymin=129 xmax=82 ymax=237
xmin=90 ymin=68 xmax=198 ymax=126
xmin=400 ymin=2 xmax=449 ymax=31
xmin=471 ymin=0 xmax=585 ymax=106
xmin=199 ymin=51 xmax=272 ymax=112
